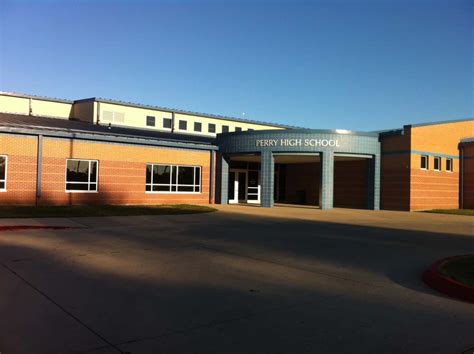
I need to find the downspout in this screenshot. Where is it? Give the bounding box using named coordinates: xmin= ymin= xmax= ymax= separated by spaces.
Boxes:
xmin=29 ymin=98 xmax=33 ymax=116
xmin=96 ymin=101 xmax=101 ymax=124
xmin=460 ymin=146 xmax=464 ymax=209
xmin=171 ymin=111 xmax=175 ymax=133
xmin=210 ymin=150 xmax=215 ymax=204
xmin=35 ymin=134 xmax=43 ymax=206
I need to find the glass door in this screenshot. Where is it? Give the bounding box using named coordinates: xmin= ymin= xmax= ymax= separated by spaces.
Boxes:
xmin=229 ymin=170 xmax=247 ymax=204
xmin=247 ymin=170 xmax=260 ymax=204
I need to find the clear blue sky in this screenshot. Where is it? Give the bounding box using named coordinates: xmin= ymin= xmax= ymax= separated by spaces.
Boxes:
xmin=0 ymin=0 xmax=472 ymax=131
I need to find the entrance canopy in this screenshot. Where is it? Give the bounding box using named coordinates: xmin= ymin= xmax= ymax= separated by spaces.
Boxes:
xmin=217 ymin=129 xmax=381 ymax=210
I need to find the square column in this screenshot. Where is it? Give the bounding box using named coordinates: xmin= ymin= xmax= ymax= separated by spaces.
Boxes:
xmin=220 ymin=155 xmax=229 ymax=204
xmin=373 ymin=153 xmax=381 ymax=210
xmin=260 ymin=151 xmax=274 ymax=208
xmin=319 ymin=151 xmax=334 ymax=210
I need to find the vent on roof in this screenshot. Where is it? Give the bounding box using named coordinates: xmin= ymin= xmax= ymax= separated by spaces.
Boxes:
xmin=102 ymin=111 xmax=125 ymax=123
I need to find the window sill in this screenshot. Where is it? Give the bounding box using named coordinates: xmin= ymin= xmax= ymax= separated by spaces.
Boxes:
xmin=65 ymin=191 xmax=99 ymax=194
xmin=145 ymin=191 xmax=201 ymax=195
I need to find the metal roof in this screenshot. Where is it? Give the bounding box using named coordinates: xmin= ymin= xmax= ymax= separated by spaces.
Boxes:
xmin=0 ymin=113 xmax=217 ymax=149
xmin=75 ymin=97 xmax=301 ymax=129
xmin=0 ymin=91 xmax=73 ymax=104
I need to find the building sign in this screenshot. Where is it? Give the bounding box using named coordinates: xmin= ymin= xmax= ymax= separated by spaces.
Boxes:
xmin=255 ymin=138 xmax=340 ymax=148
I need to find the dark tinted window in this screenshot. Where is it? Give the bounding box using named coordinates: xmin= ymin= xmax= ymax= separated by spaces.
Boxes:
xmin=179 ymin=120 xmax=187 ymax=130
xmin=235 ymin=127 xmax=242 ymax=132
xmin=194 ymin=122 xmax=202 ymax=132
xmin=222 ymin=125 xmax=229 ymax=133
xmin=208 ymin=123 xmax=216 ymax=133
xmin=146 ymin=116 xmax=155 ymax=127
xmin=0 ymin=156 xmax=5 ymax=180
xmin=163 ymin=118 xmax=172 ymax=129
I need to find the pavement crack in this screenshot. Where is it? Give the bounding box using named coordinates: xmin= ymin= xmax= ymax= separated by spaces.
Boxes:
xmin=0 ymin=261 xmax=125 ymax=354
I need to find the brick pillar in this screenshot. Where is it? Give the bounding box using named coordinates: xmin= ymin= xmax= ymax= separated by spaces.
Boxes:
xmin=319 ymin=151 xmax=334 ymax=210
xmin=261 ymin=150 xmax=274 ymax=208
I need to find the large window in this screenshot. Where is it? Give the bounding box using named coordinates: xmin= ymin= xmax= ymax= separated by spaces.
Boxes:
xmin=434 ymin=156 xmax=441 ymax=171
xmin=66 ymin=159 xmax=98 ymax=192
xmin=421 ymin=155 xmax=428 ymax=170
xmin=146 ymin=164 xmax=201 ymax=193
xmin=0 ymin=155 xmax=7 ymax=191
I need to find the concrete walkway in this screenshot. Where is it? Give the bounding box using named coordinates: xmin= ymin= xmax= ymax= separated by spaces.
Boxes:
xmin=0 ymin=206 xmax=473 ymax=354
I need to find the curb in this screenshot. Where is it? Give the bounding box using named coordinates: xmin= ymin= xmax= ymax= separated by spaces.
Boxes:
xmin=0 ymin=226 xmax=79 ymax=232
xmin=422 ymin=255 xmax=474 ymax=303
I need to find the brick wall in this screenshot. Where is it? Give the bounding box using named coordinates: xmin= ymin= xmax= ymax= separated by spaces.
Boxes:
xmin=0 ymin=134 xmax=38 ymax=205
xmin=334 ymin=158 xmax=368 ymax=209
xmin=283 ymin=163 xmax=320 ymax=205
xmin=0 ymin=134 xmax=213 ymax=206
xmin=380 ymin=131 xmax=411 ymax=211
xmin=462 ymin=143 xmax=474 ymax=209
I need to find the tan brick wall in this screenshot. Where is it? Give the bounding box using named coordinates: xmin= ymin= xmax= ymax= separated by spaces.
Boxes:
xmin=408 ymin=121 xmax=472 ymax=211
xmin=410 ymin=153 xmax=459 ymax=210
xmin=380 ymin=131 xmax=411 ymax=211
xmin=40 ymin=138 xmax=212 ymax=206
xmin=0 ymin=134 xmax=38 ymax=205
xmin=0 ymin=134 xmax=213 ymax=206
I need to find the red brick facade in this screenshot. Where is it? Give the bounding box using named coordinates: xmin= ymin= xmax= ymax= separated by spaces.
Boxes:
xmin=0 ymin=134 xmax=213 ymax=206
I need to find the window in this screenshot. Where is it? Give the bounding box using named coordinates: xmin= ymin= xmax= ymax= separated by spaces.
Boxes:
xmin=248 ymin=128 xmax=254 ymax=131
xmin=446 ymin=158 xmax=453 ymax=172
xmin=146 ymin=164 xmax=201 ymax=193
xmin=163 ymin=118 xmax=172 ymax=129
xmin=208 ymin=123 xmax=216 ymax=133
xmin=102 ymin=111 xmax=125 ymax=123
xmin=222 ymin=125 xmax=229 ymax=133
xmin=66 ymin=159 xmax=98 ymax=192
xmin=235 ymin=127 xmax=242 ymax=132
xmin=194 ymin=122 xmax=202 ymax=132
xmin=0 ymin=155 xmax=7 ymax=191
xmin=434 ymin=156 xmax=441 ymax=171
xmin=421 ymin=155 xmax=428 ymax=170
xmin=179 ymin=120 xmax=187 ymax=130
xmin=146 ymin=116 xmax=155 ymax=127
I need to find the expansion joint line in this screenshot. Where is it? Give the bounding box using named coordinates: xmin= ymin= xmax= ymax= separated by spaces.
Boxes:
xmin=0 ymin=261 xmax=125 ymax=354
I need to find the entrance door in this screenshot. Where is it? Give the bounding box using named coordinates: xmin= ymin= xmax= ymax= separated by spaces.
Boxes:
xmin=229 ymin=170 xmax=247 ymax=204
xmin=247 ymin=170 xmax=261 ymax=204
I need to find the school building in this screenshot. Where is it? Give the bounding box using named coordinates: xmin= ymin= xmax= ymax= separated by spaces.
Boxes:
xmin=0 ymin=91 xmax=472 ymax=211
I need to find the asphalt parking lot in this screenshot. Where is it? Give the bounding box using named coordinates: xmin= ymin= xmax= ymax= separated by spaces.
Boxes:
xmin=0 ymin=205 xmax=473 ymax=354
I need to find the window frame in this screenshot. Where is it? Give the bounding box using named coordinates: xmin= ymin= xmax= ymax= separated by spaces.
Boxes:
xmin=163 ymin=118 xmax=172 ymax=129
xmin=235 ymin=127 xmax=242 ymax=132
xmin=446 ymin=158 xmax=453 ymax=172
xmin=433 ymin=156 xmax=441 ymax=171
xmin=222 ymin=125 xmax=229 ymax=133
xmin=145 ymin=163 xmax=201 ymax=194
xmin=208 ymin=123 xmax=216 ymax=133
xmin=65 ymin=159 xmax=99 ymax=193
xmin=0 ymin=155 xmax=7 ymax=192
xmin=194 ymin=122 xmax=202 ymax=132
xmin=146 ymin=115 xmax=156 ymax=127
xmin=420 ymin=155 xmax=429 ymax=170
xmin=179 ymin=120 xmax=187 ymax=131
